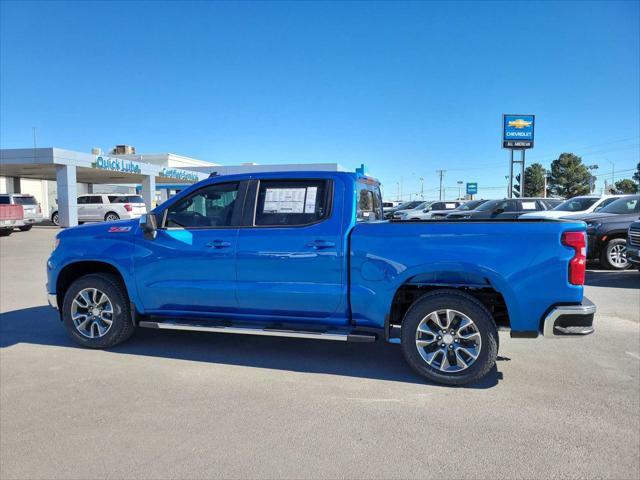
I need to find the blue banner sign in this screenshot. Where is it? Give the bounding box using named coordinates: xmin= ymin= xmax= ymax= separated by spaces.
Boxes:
xmin=160 ymin=168 xmax=199 ymax=182
xmin=466 ymin=182 xmax=478 ymax=195
xmin=93 ymin=156 xmax=141 ymax=174
xmin=503 ymin=114 xmax=535 ymax=149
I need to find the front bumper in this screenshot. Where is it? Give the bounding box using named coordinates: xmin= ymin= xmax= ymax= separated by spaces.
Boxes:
xmin=626 ymin=243 xmax=640 ymax=266
xmin=47 ymin=290 xmax=58 ymax=310
xmin=543 ymin=297 xmax=596 ymax=337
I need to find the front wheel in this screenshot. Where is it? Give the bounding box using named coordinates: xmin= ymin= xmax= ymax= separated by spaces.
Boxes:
xmin=0 ymin=229 xmax=12 ymax=237
xmin=62 ymin=273 xmax=135 ymax=348
xmin=51 ymin=211 xmax=59 ymax=226
xmin=18 ymin=224 xmax=32 ymax=232
xmin=600 ymin=238 xmax=628 ymax=270
xmin=401 ymin=289 xmax=498 ymax=386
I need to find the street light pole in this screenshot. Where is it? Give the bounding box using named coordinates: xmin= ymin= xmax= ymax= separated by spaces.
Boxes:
xmin=420 ymin=177 xmax=424 ymax=199
xmin=457 ymin=181 xmax=463 ymax=200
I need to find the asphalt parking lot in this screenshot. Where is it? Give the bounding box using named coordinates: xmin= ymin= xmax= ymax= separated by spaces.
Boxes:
xmin=1 ymin=226 xmax=639 ymax=480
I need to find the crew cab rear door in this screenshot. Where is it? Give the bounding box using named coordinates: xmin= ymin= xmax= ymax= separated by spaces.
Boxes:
xmin=133 ymin=180 xmax=246 ymax=315
xmin=235 ymin=177 xmax=348 ymax=324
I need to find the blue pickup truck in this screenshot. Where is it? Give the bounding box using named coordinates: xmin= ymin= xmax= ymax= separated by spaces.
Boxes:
xmin=47 ymin=171 xmax=595 ymax=385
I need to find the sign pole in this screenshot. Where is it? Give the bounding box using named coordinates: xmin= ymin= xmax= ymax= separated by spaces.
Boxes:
xmin=520 ymin=149 xmax=526 ymax=198
xmin=508 ymin=149 xmax=514 ymax=198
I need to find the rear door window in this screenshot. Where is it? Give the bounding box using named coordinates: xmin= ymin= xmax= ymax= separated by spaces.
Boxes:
xmin=254 ymin=179 xmax=330 ymax=226
xmin=12 ymin=196 xmax=37 ymax=205
xmin=109 ymin=195 xmax=145 ymax=203
xmin=357 ymin=181 xmax=383 ymax=221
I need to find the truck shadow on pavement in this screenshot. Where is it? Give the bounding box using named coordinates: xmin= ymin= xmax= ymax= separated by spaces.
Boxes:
xmin=0 ymin=306 xmax=502 ymax=389
xmin=585 ymin=270 xmax=639 ymax=289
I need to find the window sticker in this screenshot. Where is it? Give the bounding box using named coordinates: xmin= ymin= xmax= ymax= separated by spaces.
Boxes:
xmin=304 ymin=187 xmax=317 ymax=213
xmin=263 ymin=188 xmax=307 ymax=214
xmin=521 ymin=201 xmax=537 ymax=210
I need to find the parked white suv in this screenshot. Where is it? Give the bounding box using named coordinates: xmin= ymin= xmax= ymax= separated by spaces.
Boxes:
xmin=519 ymin=195 xmax=627 ymax=219
xmin=51 ymin=194 xmax=147 ymax=226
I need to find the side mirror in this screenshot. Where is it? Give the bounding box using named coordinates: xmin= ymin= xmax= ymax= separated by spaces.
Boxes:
xmin=140 ymin=213 xmax=158 ymax=240
xmin=494 ymin=208 xmax=505 ymax=215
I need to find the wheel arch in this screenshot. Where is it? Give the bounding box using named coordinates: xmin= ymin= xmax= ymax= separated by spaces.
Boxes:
xmin=387 ymin=274 xmax=510 ymax=341
xmin=56 ymin=261 xmax=131 ymax=315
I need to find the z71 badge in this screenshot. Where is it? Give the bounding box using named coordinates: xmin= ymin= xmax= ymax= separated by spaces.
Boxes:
xmin=108 ymin=226 xmax=132 ymax=233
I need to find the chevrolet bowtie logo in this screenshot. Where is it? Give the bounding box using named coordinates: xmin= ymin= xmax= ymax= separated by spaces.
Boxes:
xmin=508 ymin=119 xmax=532 ymax=129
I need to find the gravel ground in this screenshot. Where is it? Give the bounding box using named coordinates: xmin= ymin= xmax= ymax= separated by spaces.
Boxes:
xmin=1 ymin=226 xmax=639 ymax=479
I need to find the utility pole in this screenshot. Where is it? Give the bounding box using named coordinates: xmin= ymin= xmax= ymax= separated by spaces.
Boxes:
xmin=396 ymin=182 xmax=400 ymax=201
xmin=420 ymin=177 xmax=424 ymax=199
xmin=457 ymin=181 xmax=463 ymax=200
xmin=436 ymin=170 xmax=446 ymax=201
xmin=606 ymin=159 xmax=615 ymax=188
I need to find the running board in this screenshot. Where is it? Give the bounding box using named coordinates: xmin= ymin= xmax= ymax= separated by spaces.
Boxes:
xmin=138 ymin=321 xmax=376 ymax=342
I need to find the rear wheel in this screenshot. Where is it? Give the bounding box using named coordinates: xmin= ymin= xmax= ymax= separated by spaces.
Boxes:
xmin=401 ymin=289 xmax=498 ymax=386
xmin=51 ymin=211 xmax=59 ymax=226
xmin=0 ymin=229 xmax=12 ymax=237
xmin=62 ymin=273 xmax=135 ymax=348
xmin=600 ymin=238 xmax=628 ymax=270
xmin=18 ymin=225 xmax=32 ymax=232
xmin=104 ymin=212 xmax=120 ymax=222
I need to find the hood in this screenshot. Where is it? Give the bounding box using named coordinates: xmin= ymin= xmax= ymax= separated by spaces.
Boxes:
xmin=57 ymin=218 xmax=138 ymax=240
xmin=564 ymin=212 xmax=617 ymax=222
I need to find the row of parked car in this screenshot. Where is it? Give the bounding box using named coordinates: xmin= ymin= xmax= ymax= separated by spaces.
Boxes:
xmin=0 ymin=193 xmax=148 ymax=236
xmin=384 ymin=194 xmax=640 ymax=270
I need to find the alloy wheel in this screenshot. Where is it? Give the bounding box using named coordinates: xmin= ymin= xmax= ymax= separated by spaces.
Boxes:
xmin=415 ymin=309 xmax=482 ymax=373
xmin=609 ymin=243 xmax=628 ymax=269
xmin=70 ymin=288 xmax=114 ymax=338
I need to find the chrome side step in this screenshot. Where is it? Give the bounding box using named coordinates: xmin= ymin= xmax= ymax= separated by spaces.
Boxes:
xmin=138 ymin=321 xmax=376 ymax=342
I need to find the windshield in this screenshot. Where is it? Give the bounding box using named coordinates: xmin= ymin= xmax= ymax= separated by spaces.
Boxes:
xmin=598 ymin=196 xmax=640 ymax=214
xmin=476 ymin=200 xmax=501 ymax=211
xmin=553 ymin=197 xmax=599 ymax=212
xmin=397 ymin=201 xmax=422 ymax=210
xmin=457 ymin=200 xmax=486 ymax=211
xmin=12 ymin=196 xmax=37 ymax=205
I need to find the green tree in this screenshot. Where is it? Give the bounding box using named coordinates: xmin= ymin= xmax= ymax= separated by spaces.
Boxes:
xmin=614 ymin=178 xmax=638 ymax=194
xmin=548 ymin=153 xmax=591 ymax=198
xmin=524 ymin=163 xmax=546 ymax=197
xmin=633 ymin=163 xmax=640 ymax=183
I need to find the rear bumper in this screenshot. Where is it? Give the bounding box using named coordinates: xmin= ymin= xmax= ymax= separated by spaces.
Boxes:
xmin=543 ymin=297 xmax=596 ymax=337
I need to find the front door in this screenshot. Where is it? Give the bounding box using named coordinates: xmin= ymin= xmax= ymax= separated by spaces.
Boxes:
xmin=235 ymin=178 xmax=347 ymax=325
xmin=134 ymin=180 xmax=244 ymax=316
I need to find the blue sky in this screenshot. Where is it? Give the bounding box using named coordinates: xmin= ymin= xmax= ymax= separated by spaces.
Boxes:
xmin=1 ymin=0 xmax=638 ymax=199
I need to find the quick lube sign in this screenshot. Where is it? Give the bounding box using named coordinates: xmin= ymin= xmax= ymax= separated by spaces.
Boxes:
xmin=503 ymin=114 xmax=535 ymax=149
xmin=93 ymin=156 xmax=141 ymax=174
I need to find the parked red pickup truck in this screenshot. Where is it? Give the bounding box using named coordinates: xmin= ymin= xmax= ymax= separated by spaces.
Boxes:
xmin=0 ymin=204 xmax=24 ymax=237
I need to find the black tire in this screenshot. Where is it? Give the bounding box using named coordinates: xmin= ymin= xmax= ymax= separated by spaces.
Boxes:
xmin=62 ymin=273 xmax=135 ymax=349
xmin=599 ymin=238 xmax=629 ymax=270
xmin=51 ymin=211 xmax=59 ymax=226
xmin=104 ymin=212 xmax=120 ymax=222
xmin=400 ymin=289 xmax=498 ymax=386
xmin=18 ymin=224 xmax=32 ymax=232
xmin=0 ymin=229 xmax=12 ymax=237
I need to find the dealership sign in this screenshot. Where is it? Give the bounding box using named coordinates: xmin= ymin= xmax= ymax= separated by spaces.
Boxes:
xmin=160 ymin=168 xmax=199 ymax=182
xmin=92 ymin=156 xmax=141 ymax=174
xmin=466 ymin=182 xmax=478 ymax=195
xmin=503 ymin=114 xmax=535 ymax=149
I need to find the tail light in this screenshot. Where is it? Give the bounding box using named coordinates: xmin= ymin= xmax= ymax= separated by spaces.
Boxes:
xmin=124 ymin=204 xmax=133 ymax=212
xmin=562 ymin=231 xmax=586 ymax=285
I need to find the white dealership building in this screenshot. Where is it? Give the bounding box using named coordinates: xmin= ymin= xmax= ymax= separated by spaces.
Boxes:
xmin=0 ymin=145 xmax=347 ymax=227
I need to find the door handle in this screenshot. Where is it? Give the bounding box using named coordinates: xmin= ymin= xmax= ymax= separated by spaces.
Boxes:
xmin=207 ymin=240 xmax=231 ymax=249
xmin=306 ymin=240 xmax=336 ymax=249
